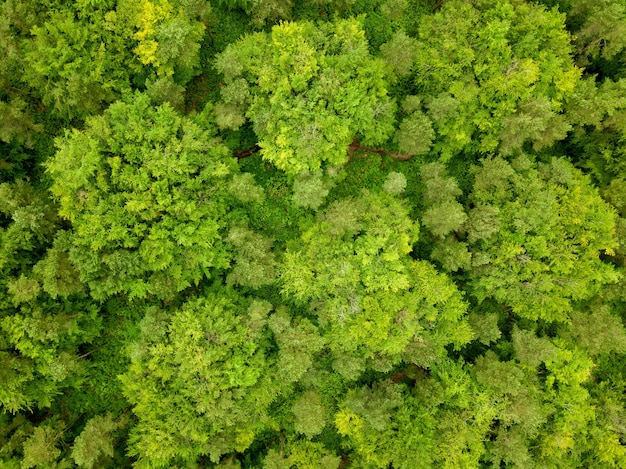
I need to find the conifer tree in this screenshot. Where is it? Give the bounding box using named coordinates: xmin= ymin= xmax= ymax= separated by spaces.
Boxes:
xmin=215 ymin=18 xmax=396 ymax=175
xmin=47 ymin=93 xmax=238 ymax=300
xmin=121 ymin=292 xmax=276 ymax=466
xmin=412 ymin=0 xmax=580 ymax=158
xmin=466 ymin=156 xmax=618 ymax=322
xmin=281 ymin=190 xmax=472 ymax=377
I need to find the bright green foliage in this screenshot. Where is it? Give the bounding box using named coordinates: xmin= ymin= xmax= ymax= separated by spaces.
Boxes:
xmin=130 ymin=0 xmax=207 ymax=83
xmin=337 ymin=362 xmax=497 ymax=468
xmin=121 ymin=293 xmax=275 ymax=466
xmin=563 ymin=306 xmax=626 ymax=356
xmin=466 ymin=156 xmax=618 ymax=322
xmin=335 ymin=385 xmax=435 ymax=467
xmin=430 ymin=236 xmax=472 ymax=273
xmin=20 ymin=0 xmax=207 ymax=121
xmin=512 ymin=327 xmax=557 ymax=367
xmin=2 ymin=1 xmax=626 ymax=467
xmin=47 ymin=93 xmax=236 ymax=300
xmin=215 ymin=18 xmax=396 ymax=174
xmin=228 ymin=173 xmax=265 ymax=204
xmin=482 ymin=330 xmax=626 ymax=468
xmin=413 ymin=0 xmax=580 ymax=158
xmin=382 ymin=171 xmax=407 ymax=194
xmin=0 ymin=297 xmax=100 ymax=412
xmin=564 ymin=77 xmax=626 ymax=132
xmin=23 ymin=5 xmax=136 ymax=120
xmin=267 ymin=308 xmax=325 ymax=384
xmin=281 ymin=190 xmax=472 ymax=376
xmin=282 ymin=190 xmax=418 ymax=302
xmin=0 ymin=181 xmax=100 ymax=413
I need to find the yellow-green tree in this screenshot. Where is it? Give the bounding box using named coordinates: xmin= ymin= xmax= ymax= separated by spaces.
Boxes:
xmin=215 ymin=18 xmax=396 ymax=175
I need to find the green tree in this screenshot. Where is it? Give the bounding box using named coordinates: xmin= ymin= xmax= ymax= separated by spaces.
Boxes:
xmin=412 ymin=0 xmax=580 ymax=159
xmin=466 ymin=156 xmax=618 ymax=322
xmin=129 ymin=0 xmax=208 ymax=84
xmin=71 ymin=414 xmax=119 ymax=469
xmin=121 ymin=292 xmax=276 ymax=466
xmin=549 ymin=0 xmax=626 ymax=69
xmin=281 ymin=190 xmax=472 ymax=378
xmin=419 ymin=162 xmax=471 ymax=272
xmin=215 ymin=18 xmax=396 ymax=174
xmin=0 ymin=181 xmax=100 ymax=413
xmin=47 ymin=93 xmax=237 ymax=300
xmin=22 ymin=3 xmax=136 ymax=120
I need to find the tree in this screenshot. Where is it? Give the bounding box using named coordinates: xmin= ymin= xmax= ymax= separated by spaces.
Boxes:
xmin=411 ymin=0 xmax=580 ymax=159
xmin=130 ymin=0 xmax=207 ymax=84
xmin=71 ymin=415 xmax=120 ymax=469
xmin=46 ymin=93 xmax=238 ymax=300
xmin=121 ymin=292 xmax=276 ymax=466
xmin=22 ymin=4 xmax=136 ymax=120
xmin=465 ymin=156 xmax=618 ymax=322
xmin=544 ymin=0 xmax=626 ymax=69
xmin=0 ymin=181 xmax=100 ymax=413
xmin=215 ymin=18 xmax=396 ymax=174
xmin=281 ymin=190 xmax=472 ymax=378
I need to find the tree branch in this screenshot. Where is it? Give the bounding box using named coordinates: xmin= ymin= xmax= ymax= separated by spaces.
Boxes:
xmin=348 ymin=139 xmax=413 ymax=160
xmin=235 ymin=144 xmax=261 ymax=159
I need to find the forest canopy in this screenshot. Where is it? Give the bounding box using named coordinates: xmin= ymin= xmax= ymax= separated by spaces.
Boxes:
xmin=1 ymin=0 xmax=626 ymax=467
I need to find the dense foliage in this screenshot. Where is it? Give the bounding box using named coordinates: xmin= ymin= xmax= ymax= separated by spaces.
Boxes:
xmin=1 ymin=0 xmax=626 ymax=467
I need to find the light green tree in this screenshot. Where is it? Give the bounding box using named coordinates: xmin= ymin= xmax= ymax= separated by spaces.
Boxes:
xmin=215 ymin=18 xmax=396 ymax=175
xmin=281 ymin=190 xmax=472 ymax=378
xmin=121 ymin=293 xmax=276 ymax=466
xmin=47 ymin=93 xmax=237 ymax=300
xmin=467 ymin=156 xmax=618 ymax=322
xmin=412 ymin=0 xmax=580 ymax=159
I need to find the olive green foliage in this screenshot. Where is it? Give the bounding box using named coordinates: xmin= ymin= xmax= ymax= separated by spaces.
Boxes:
xmin=561 ymin=0 xmax=626 ymax=67
xmin=291 ymin=169 xmax=338 ymax=209
xmin=47 ymin=93 xmax=236 ymax=300
xmin=71 ymin=414 xmax=119 ymax=469
xmin=226 ymin=226 xmax=277 ymax=288
xmin=215 ymin=18 xmax=396 ymax=174
xmin=2 ymin=0 xmax=626 ymax=468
